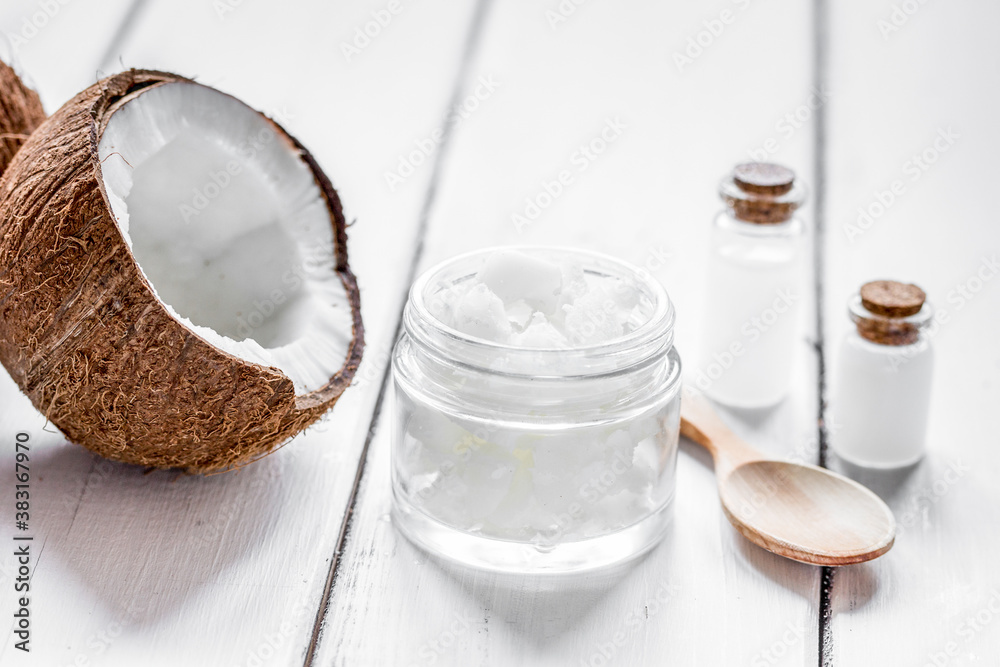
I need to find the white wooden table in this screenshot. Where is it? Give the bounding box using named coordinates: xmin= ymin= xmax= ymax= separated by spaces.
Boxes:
xmin=2 ymin=1 xmax=998 ymax=665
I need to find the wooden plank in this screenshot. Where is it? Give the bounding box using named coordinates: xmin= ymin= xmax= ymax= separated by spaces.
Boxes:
xmin=0 ymin=0 xmax=137 ymax=111
xmin=315 ymin=1 xmax=827 ymax=664
xmin=0 ymin=0 xmax=478 ymax=664
xmin=824 ymin=0 xmax=1000 ymax=664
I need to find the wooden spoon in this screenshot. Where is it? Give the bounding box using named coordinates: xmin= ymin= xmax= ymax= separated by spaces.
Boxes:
xmin=680 ymin=389 xmax=895 ymax=566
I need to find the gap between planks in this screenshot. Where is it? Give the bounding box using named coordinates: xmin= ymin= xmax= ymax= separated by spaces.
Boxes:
xmin=96 ymin=0 xmax=153 ymax=75
xmin=301 ymin=1 xmax=496 ymax=665
xmin=811 ymin=0 xmax=836 ymax=665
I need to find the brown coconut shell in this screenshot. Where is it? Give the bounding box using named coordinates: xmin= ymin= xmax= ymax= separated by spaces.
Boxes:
xmin=0 ymin=59 xmax=46 ymax=178
xmin=0 ymin=70 xmax=364 ymax=472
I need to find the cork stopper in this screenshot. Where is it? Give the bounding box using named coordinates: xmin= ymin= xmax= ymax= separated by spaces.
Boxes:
xmin=720 ymin=162 xmax=805 ymax=224
xmin=733 ymin=163 xmax=795 ymax=195
xmin=860 ymin=280 xmax=926 ymax=318
xmin=854 ymin=280 xmax=928 ymax=346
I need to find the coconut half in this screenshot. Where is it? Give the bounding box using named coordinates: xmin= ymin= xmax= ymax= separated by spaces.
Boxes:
xmin=0 ymin=59 xmax=46 ymax=177
xmin=0 ymin=70 xmax=364 ymax=472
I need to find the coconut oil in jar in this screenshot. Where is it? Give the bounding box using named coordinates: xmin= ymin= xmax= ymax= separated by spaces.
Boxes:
xmin=391 ymin=247 xmax=682 ymax=573
xmin=696 ymin=163 xmax=807 ymax=408
xmin=831 ymin=280 xmax=935 ymax=468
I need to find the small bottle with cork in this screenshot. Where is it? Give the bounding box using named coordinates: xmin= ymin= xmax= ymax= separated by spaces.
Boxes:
xmin=696 ymin=162 xmax=807 ymax=408
xmin=831 ymin=280 xmax=935 ymax=468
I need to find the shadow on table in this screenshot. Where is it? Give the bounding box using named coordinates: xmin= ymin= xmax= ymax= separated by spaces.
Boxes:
xmin=830 ymin=454 xmax=922 ymax=505
xmin=716 ymin=403 xmax=781 ymax=430
xmin=680 ymin=439 xmax=883 ymax=614
xmin=411 ymin=517 xmax=677 ymax=648
xmin=824 ymin=454 xmax=936 ymax=613
xmin=28 ymin=440 xmax=292 ymax=628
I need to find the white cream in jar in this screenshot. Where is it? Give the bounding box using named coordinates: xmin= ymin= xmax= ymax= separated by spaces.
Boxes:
xmin=391 ymin=247 xmax=682 ymax=572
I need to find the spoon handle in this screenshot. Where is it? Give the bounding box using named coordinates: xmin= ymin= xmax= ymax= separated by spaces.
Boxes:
xmin=680 ymin=388 xmax=765 ymax=479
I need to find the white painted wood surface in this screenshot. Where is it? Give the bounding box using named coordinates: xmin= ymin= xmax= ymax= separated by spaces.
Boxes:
xmin=0 ymin=0 xmax=137 ymax=110
xmin=314 ymin=1 xmax=825 ymax=665
xmin=824 ymin=0 xmax=1000 ymax=663
xmin=0 ymin=0 xmax=478 ymax=665
xmin=2 ymin=0 xmax=997 ymax=664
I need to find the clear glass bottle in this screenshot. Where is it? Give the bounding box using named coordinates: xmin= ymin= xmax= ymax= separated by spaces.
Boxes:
xmin=695 ymin=162 xmax=807 ymax=408
xmin=391 ymin=247 xmax=682 ymax=573
xmin=831 ymin=280 xmax=934 ymax=468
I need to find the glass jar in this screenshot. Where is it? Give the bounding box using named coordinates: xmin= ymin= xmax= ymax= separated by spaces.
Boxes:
xmin=695 ymin=163 xmax=807 ymax=408
xmin=391 ymin=247 xmax=682 ymax=573
xmin=831 ymin=281 xmax=935 ymax=468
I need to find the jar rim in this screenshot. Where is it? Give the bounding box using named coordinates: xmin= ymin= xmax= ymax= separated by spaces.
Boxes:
xmin=404 ymin=246 xmax=675 ymax=377
xmin=848 ymin=294 xmax=933 ymax=346
xmin=715 ymin=210 xmax=804 ymax=237
xmin=719 ymin=169 xmax=807 ymax=224
xmin=848 ymin=294 xmax=934 ymax=328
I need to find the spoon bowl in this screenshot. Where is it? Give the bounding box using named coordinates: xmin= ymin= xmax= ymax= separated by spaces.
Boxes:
xmin=681 ymin=389 xmax=895 ymax=566
xmin=720 ymin=460 xmax=895 ymax=565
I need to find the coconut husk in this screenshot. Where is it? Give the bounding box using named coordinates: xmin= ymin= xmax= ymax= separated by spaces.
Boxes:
xmin=0 ymin=59 xmax=46 ymax=178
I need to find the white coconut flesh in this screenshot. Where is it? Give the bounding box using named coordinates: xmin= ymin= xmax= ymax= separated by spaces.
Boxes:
xmin=97 ymin=82 xmax=353 ymax=394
